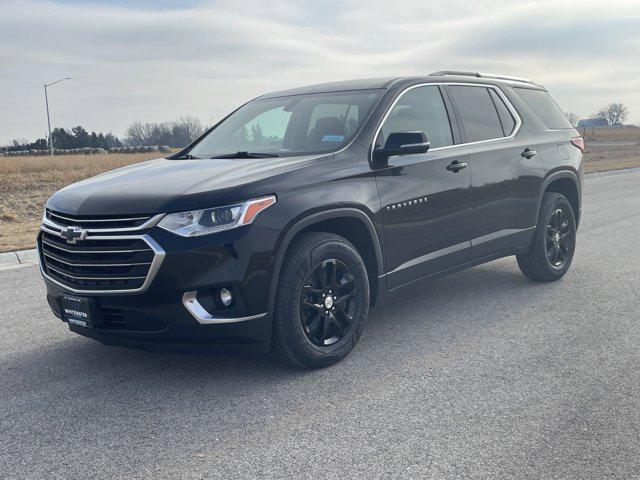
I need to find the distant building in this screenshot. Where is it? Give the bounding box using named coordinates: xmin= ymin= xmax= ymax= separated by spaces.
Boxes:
xmin=577 ymin=118 xmax=609 ymax=128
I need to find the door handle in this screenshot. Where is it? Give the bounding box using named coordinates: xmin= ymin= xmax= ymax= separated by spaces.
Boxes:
xmin=447 ymin=160 xmax=468 ymax=172
xmin=521 ymin=148 xmax=537 ymax=159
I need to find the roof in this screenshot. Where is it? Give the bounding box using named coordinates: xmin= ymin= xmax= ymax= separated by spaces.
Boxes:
xmin=258 ymin=72 xmax=545 ymax=99
xmin=257 ymin=77 xmax=400 ymax=99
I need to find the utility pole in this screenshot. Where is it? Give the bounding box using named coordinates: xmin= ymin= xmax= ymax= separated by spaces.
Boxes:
xmin=44 ymin=77 xmax=71 ymax=156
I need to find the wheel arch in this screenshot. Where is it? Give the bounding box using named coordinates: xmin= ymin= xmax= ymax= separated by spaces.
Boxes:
xmin=541 ymin=170 xmax=581 ymax=227
xmin=267 ymin=208 xmax=384 ymax=311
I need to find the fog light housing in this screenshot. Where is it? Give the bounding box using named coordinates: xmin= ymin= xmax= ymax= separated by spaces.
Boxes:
xmin=219 ymin=288 xmax=233 ymax=307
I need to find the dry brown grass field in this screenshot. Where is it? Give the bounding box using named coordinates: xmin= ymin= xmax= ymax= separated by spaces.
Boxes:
xmin=0 ymin=152 xmax=168 ymax=252
xmin=582 ymin=126 xmax=640 ymax=171
xmin=0 ymin=142 xmax=638 ymax=252
xmin=581 ymin=125 xmax=640 ymax=142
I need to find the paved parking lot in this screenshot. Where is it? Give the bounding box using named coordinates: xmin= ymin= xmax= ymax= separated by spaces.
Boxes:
xmin=1 ymin=171 xmax=639 ymax=479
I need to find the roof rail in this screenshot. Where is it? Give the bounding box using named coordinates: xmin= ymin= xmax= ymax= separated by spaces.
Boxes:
xmin=429 ymin=70 xmax=538 ymax=85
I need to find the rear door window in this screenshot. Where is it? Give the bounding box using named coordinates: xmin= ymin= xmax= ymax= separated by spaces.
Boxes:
xmin=513 ymin=88 xmax=573 ymax=130
xmin=448 ymin=86 xmax=504 ymax=142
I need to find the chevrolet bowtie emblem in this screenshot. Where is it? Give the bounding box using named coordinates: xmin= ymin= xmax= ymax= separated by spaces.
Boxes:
xmin=61 ymin=226 xmax=87 ymax=244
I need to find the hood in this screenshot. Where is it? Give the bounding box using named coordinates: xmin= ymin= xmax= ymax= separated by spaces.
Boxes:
xmin=47 ymin=155 xmax=323 ymax=215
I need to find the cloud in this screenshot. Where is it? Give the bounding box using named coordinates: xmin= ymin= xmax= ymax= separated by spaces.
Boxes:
xmin=0 ymin=0 xmax=638 ymax=143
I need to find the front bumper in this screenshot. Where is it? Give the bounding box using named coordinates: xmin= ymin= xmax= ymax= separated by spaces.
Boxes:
xmin=66 ymin=314 xmax=273 ymax=353
xmin=41 ymin=223 xmax=280 ymax=352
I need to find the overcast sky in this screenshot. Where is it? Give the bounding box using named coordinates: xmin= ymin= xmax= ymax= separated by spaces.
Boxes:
xmin=1 ymin=0 xmax=639 ymax=144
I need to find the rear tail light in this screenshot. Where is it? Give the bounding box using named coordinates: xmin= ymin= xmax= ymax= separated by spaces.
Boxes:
xmin=570 ymin=137 xmax=584 ymax=152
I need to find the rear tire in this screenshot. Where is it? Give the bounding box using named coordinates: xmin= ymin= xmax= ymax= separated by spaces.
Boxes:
xmin=272 ymin=232 xmax=370 ymax=369
xmin=517 ymin=192 xmax=577 ymax=282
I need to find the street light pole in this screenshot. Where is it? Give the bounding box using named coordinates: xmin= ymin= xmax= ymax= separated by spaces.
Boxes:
xmin=44 ymin=84 xmax=53 ymax=155
xmin=44 ymin=77 xmax=71 ymax=156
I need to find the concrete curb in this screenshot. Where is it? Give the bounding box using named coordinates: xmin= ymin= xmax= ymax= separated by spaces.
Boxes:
xmin=586 ymin=166 xmax=640 ymax=178
xmin=0 ymin=248 xmax=39 ymax=271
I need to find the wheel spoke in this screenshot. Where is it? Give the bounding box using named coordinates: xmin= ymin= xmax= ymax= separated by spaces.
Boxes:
xmin=339 ymin=274 xmax=356 ymax=290
xmin=326 ymin=259 xmax=338 ymax=289
xmin=557 ymin=209 xmax=564 ymax=229
xmin=306 ymin=314 xmax=322 ymax=335
xmin=301 ymin=301 xmax=323 ymax=312
xmin=313 ymin=267 xmax=325 ymax=289
xmin=321 ymin=315 xmax=332 ymax=342
xmin=336 ymin=291 xmax=356 ymax=306
xmin=335 ymin=305 xmax=354 ymax=324
xmin=329 ymin=314 xmax=346 ymax=337
xmin=302 ymin=284 xmax=323 ymax=296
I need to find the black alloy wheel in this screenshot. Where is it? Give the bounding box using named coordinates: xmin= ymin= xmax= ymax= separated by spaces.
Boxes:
xmin=299 ymin=259 xmax=358 ymax=347
xmin=546 ymin=207 xmax=573 ymax=269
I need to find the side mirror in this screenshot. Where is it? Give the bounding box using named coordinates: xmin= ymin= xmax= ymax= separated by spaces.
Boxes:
xmin=372 ymin=131 xmax=430 ymax=167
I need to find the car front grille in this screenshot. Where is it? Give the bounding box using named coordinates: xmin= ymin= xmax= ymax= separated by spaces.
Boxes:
xmin=45 ymin=209 xmax=156 ymax=230
xmin=39 ymin=213 xmax=165 ymax=294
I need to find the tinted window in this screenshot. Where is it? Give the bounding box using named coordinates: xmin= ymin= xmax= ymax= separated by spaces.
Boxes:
xmin=379 ymin=86 xmax=453 ymax=149
xmin=489 ymin=89 xmax=516 ymax=136
xmin=449 ymin=86 xmax=503 ymax=142
xmin=308 ymin=103 xmax=359 ymax=137
xmin=188 ymin=90 xmax=382 ymax=158
xmin=239 ymin=107 xmax=292 ymax=151
xmin=514 ymin=88 xmax=573 ymax=129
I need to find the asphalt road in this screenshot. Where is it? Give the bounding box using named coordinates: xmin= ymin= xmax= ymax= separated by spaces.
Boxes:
xmin=1 ymin=172 xmax=639 ymax=479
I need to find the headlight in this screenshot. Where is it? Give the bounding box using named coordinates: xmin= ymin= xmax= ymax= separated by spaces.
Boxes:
xmin=158 ymin=195 xmax=276 ymax=237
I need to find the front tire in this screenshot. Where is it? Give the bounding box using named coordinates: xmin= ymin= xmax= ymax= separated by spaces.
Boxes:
xmin=517 ymin=192 xmax=577 ymax=282
xmin=272 ymin=232 xmax=370 ymax=369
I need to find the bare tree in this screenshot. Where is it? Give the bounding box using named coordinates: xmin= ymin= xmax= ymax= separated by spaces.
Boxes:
xmin=125 ymin=117 xmax=204 ymax=147
xmin=124 ymin=121 xmax=148 ymax=146
xmin=565 ymin=111 xmax=579 ymax=126
xmin=12 ymin=138 xmax=30 ymax=147
xmin=172 ymin=116 xmax=204 ymax=147
xmin=596 ymin=103 xmax=629 ymax=126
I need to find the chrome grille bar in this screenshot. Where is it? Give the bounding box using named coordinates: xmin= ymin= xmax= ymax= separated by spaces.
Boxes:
xmin=42 ymin=251 xmax=152 ymax=267
xmin=46 ymin=264 xmax=147 ymax=281
xmin=43 ymin=210 xmax=164 ymax=233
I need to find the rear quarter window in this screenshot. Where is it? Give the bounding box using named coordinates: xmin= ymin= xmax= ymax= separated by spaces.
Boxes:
xmin=514 ymin=88 xmax=573 ymax=130
xmin=488 ymin=89 xmax=516 ymax=136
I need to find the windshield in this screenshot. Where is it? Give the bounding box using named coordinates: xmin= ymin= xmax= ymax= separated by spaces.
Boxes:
xmin=187 ymin=90 xmax=383 ymax=158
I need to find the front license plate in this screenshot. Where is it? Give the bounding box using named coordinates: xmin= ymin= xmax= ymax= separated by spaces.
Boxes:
xmin=60 ymin=295 xmax=93 ymax=328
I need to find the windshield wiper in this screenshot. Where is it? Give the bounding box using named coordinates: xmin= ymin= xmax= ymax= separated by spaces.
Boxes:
xmin=209 ymin=151 xmax=279 ymax=159
xmin=174 ymin=153 xmax=200 ymax=159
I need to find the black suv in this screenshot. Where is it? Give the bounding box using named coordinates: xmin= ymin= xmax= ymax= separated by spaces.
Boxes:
xmin=40 ymin=71 xmax=583 ymax=368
